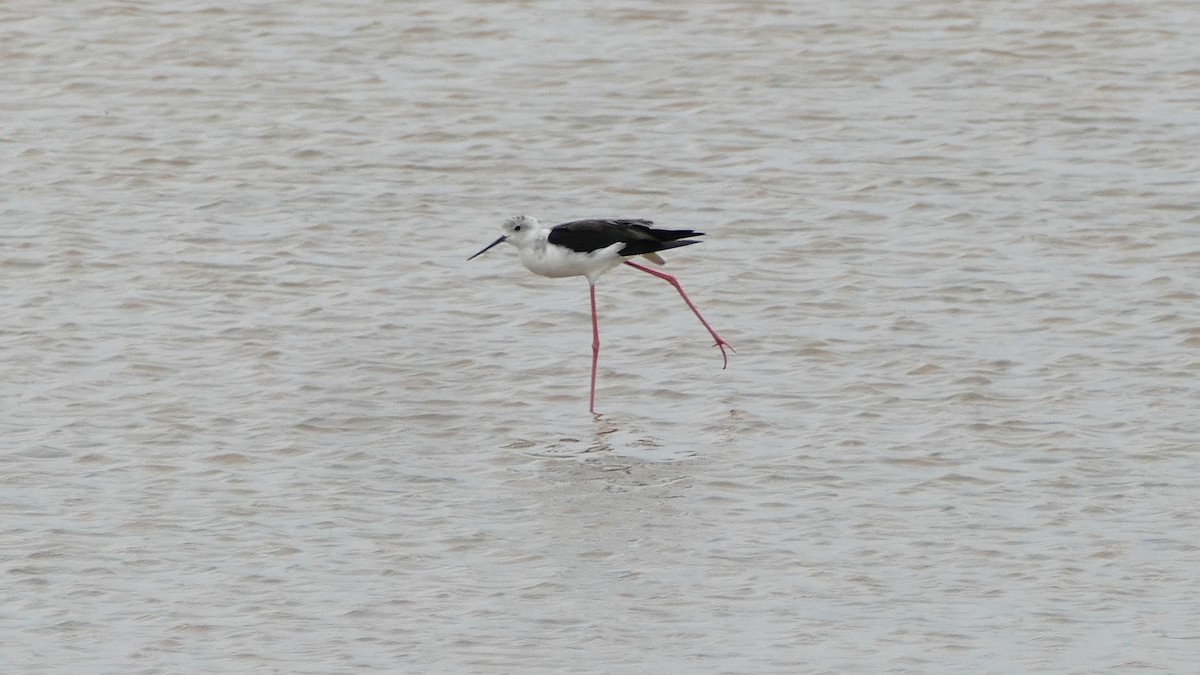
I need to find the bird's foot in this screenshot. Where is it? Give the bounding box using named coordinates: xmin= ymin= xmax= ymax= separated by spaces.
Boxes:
xmin=713 ymin=337 xmax=735 ymax=369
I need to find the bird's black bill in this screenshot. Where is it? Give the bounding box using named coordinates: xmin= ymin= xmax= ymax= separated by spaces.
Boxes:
xmin=468 ymin=235 xmax=506 ymax=260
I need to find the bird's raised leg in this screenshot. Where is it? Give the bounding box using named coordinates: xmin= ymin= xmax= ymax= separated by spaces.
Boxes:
xmin=623 ymin=260 xmax=734 ymax=368
xmin=589 ymin=283 xmax=601 ymax=413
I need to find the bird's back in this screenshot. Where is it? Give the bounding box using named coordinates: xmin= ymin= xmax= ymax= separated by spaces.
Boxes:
xmin=549 ymin=219 xmax=705 ymax=258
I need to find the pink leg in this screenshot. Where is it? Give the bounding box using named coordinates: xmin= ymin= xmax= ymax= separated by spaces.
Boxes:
xmin=589 ymin=283 xmax=600 ymax=413
xmin=623 ymin=260 xmax=734 ymax=368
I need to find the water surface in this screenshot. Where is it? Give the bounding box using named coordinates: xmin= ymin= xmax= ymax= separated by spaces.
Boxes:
xmin=3 ymin=0 xmax=1199 ymax=672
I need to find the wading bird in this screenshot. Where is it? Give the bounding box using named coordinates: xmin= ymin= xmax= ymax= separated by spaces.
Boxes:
xmin=469 ymin=215 xmax=733 ymax=413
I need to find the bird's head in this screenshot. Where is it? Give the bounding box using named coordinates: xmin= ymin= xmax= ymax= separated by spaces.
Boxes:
xmin=468 ymin=215 xmax=539 ymax=260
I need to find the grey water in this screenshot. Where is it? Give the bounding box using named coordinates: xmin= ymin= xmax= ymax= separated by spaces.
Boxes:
xmin=3 ymin=0 xmax=1199 ymax=672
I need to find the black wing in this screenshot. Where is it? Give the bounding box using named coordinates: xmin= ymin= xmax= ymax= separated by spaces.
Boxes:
xmin=548 ymin=219 xmax=705 ymax=257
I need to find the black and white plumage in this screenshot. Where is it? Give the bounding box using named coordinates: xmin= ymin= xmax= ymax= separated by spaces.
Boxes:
xmin=468 ymin=215 xmax=733 ymax=413
xmin=468 ymin=215 xmax=705 ymax=283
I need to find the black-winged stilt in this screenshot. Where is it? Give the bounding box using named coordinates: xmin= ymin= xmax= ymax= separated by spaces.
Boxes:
xmin=468 ymin=215 xmax=733 ymax=413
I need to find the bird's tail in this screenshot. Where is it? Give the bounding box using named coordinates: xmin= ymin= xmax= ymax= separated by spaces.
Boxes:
xmin=620 ymin=239 xmax=702 ymax=259
xmin=648 ymin=228 xmax=705 ymax=242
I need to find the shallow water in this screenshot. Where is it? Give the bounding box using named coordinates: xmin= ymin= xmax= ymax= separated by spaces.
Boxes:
xmin=3 ymin=0 xmax=1199 ymax=672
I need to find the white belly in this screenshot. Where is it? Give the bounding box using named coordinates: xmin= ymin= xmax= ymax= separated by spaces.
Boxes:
xmin=520 ymin=242 xmax=624 ymax=279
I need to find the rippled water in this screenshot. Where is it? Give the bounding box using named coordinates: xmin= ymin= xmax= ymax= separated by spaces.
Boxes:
xmin=4 ymin=0 xmax=1199 ymax=672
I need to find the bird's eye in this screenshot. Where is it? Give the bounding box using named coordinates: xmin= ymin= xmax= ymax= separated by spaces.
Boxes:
xmin=513 ymin=225 xmax=522 ymax=231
